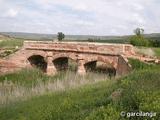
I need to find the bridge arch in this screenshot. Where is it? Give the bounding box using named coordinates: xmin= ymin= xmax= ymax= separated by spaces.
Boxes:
xmin=27 ymin=55 xmax=47 ymax=72
xmin=84 ymin=56 xmax=116 ymax=77
xmin=52 ymin=53 xmax=78 ymax=72
xmin=25 ymin=50 xmax=47 ymax=60
xmin=52 ymin=53 xmax=77 ymax=61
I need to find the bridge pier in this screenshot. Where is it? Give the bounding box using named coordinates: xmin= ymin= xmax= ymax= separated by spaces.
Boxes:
xmin=116 ymin=55 xmax=132 ymax=76
xmin=46 ymin=56 xmax=57 ymax=76
xmin=0 ymin=41 xmax=134 ymax=76
xmin=77 ymin=60 xmax=86 ymax=75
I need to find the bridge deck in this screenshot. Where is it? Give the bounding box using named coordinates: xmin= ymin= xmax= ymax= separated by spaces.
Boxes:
xmin=24 ymin=41 xmax=134 ymax=55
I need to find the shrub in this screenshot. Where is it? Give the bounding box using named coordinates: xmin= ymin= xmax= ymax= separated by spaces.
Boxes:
xmin=85 ymin=104 xmax=120 ymax=120
xmin=130 ymin=36 xmax=150 ymax=47
xmin=118 ymin=67 xmax=160 ymax=120
xmin=128 ymin=58 xmax=156 ymax=70
xmin=149 ymin=39 xmax=160 ymax=47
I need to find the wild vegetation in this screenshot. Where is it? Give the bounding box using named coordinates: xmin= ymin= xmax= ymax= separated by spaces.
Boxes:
xmin=129 ymin=28 xmax=160 ymax=48
xmin=0 ymin=38 xmax=23 ymax=57
xmin=0 ymin=59 xmax=159 ymax=120
xmin=0 ymin=38 xmax=23 ymax=48
xmin=0 ymin=32 xmax=160 ymax=119
xmin=153 ymin=48 xmax=160 ymax=57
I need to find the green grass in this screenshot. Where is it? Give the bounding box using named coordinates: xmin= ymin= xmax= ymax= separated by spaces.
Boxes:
xmin=0 ymin=38 xmax=24 ymax=57
xmin=85 ymin=67 xmax=160 ymax=120
xmin=0 ymin=38 xmax=23 ymax=48
xmin=0 ymin=69 xmax=53 ymax=87
xmin=0 ymin=68 xmax=110 ymax=105
xmin=0 ymin=60 xmax=160 ymax=120
xmin=0 ymin=68 xmax=109 ymax=88
xmin=128 ymin=58 xmax=157 ymax=69
xmin=0 ymin=80 xmax=117 ymax=120
xmin=153 ymin=47 xmax=160 ymax=57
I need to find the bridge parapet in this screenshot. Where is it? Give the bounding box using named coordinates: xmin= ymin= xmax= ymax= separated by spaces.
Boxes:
xmin=23 ymin=41 xmax=135 ymax=55
xmin=0 ymin=41 xmax=133 ymax=76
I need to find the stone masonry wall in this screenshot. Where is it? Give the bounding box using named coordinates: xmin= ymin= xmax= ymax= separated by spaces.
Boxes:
xmin=24 ymin=41 xmax=135 ymax=55
xmin=0 ymin=41 xmax=133 ymax=76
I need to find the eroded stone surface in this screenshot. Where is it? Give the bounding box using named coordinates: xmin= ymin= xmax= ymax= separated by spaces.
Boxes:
xmin=0 ymin=41 xmax=135 ymax=76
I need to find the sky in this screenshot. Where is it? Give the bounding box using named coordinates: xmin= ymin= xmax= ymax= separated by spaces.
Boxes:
xmin=0 ymin=0 xmax=160 ymax=35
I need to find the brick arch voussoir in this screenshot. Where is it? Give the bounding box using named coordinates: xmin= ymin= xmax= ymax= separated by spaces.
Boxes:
xmin=84 ymin=56 xmax=116 ymax=69
xmin=52 ymin=53 xmax=77 ymax=62
xmin=26 ymin=51 xmax=47 ymax=62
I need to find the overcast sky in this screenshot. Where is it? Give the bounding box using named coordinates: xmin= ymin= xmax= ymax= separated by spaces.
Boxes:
xmin=0 ymin=0 xmax=160 ymax=35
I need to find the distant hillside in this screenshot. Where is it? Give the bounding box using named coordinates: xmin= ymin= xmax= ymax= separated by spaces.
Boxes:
xmin=0 ymin=33 xmax=10 ymax=39
xmin=0 ymin=32 xmax=160 ymax=42
xmin=0 ymin=32 xmax=130 ymax=41
xmin=0 ymin=32 xmax=54 ymax=40
xmin=144 ymin=33 xmax=160 ymax=41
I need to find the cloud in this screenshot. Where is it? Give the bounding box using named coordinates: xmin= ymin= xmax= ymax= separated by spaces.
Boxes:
xmin=5 ymin=9 xmax=19 ymax=17
xmin=0 ymin=0 xmax=160 ymax=35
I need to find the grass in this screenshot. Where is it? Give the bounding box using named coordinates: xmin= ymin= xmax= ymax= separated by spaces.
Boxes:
xmin=0 ymin=60 xmax=160 ymax=120
xmin=135 ymin=46 xmax=160 ymax=58
xmin=0 ymin=69 xmax=53 ymax=87
xmin=0 ymin=38 xmax=23 ymax=48
xmin=0 ymin=68 xmax=110 ymax=87
xmin=0 ymin=37 xmax=160 ymax=119
xmin=153 ymin=47 xmax=160 ymax=57
xmin=128 ymin=58 xmax=157 ymax=69
xmin=0 ymin=79 xmax=117 ymax=120
xmin=0 ymin=38 xmax=24 ymax=57
xmin=0 ymin=68 xmax=110 ymax=105
xmin=85 ymin=67 xmax=160 ymax=120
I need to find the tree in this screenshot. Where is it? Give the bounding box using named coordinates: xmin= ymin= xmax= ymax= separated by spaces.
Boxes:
xmin=57 ymin=32 xmax=65 ymax=41
xmin=134 ymin=28 xmax=144 ymax=36
xmin=130 ymin=28 xmax=150 ymax=47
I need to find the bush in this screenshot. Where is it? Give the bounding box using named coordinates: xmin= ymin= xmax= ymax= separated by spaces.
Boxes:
xmin=85 ymin=104 xmax=120 ymax=120
xmin=118 ymin=67 xmax=160 ymax=120
xmin=130 ymin=36 xmax=150 ymax=47
xmin=128 ymin=58 xmax=156 ymax=70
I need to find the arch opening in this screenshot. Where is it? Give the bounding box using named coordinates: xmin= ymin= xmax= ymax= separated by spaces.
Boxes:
xmin=28 ymin=55 xmax=47 ymax=72
xmin=53 ymin=57 xmax=78 ymax=72
xmin=84 ymin=61 xmax=116 ymax=78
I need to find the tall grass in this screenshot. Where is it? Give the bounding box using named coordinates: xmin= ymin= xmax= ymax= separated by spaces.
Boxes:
xmin=128 ymin=58 xmax=157 ymax=70
xmin=0 ymin=79 xmax=117 ymax=120
xmin=0 ymin=68 xmax=110 ymax=105
xmin=0 ymin=59 xmax=159 ymax=120
xmin=0 ymin=60 xmax=160 ymax=120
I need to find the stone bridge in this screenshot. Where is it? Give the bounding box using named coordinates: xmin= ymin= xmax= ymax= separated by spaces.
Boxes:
xmin=0 ymin=41 xmax=134 ymax=76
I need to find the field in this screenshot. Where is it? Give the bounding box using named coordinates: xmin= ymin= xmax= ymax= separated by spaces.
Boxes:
xmin=153 ymin=48 xmax=160 ymax=57
xmin=0 ymin=35 xmax=160 ymax=120
xmin=0 ymin=38 xmax=23 ymax=48
xmin=0 ymin=59 xmax=160 ymax=120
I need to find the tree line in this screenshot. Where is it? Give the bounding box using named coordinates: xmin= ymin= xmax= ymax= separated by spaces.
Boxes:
xmin=130 ymin=28 xmax=160 ymax=47
xmin=56 ymin=29 xmax=160 ymax=47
